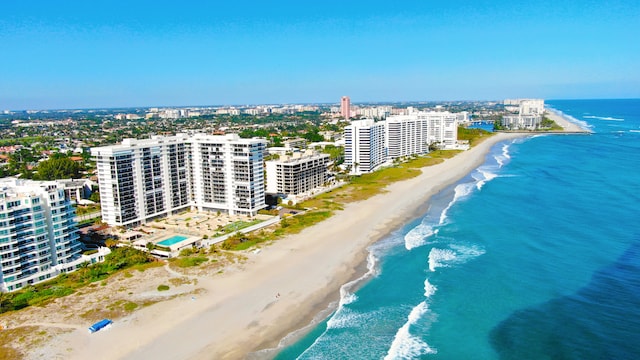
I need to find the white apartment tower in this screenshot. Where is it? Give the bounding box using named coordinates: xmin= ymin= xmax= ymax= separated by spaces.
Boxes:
xmin=344 ymin=119 xmax=386 ymax=175
xmin=265 ymin=152 xmax=330 ymax=196
xmin=92 ymin=134 xmax=267 ymax=227
xmin=0 ymin=179 xmax=83 ymax=292
xmin=425 ymin=111 xmax=460 ymax=149
xmin=502 ymin=99 xmax=545 ymax=130
xmin=385 ymin=115 xmax=430 ymax=158
xmin=189 ymin=134 xmax=266 ymax=216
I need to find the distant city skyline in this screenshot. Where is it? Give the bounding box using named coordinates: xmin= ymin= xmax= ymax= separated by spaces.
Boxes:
xmin=1 ymin=1 xmax=639 ymax=110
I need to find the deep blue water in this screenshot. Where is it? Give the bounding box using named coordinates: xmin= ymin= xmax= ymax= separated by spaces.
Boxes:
xmin=272 ymin=99 xmax=640 ymax=360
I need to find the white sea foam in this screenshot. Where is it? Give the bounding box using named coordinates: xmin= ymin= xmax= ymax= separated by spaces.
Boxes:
xmin=629 ymin=130 xmax=640 ymax=133
xmin=475 ymin=167 xmax=498 ymax=190
xmin=439 ymin=183 xmax=474 ymax=224
xmin=584 ymin=115 xmax=624 ymax=121
xmin=428 ymin=248 xmax=457 ymax=272
xmin=424 ymin=279 xmax=437 ymax=298
xmin=449 ymin=244 xmax=486 ymax=259
xmin=338 ymin=251 xmax=378 ymax=308
xmin=404 ymin=223 xmax=435 ymax=250
xmin=384 ymin=302 xmax=437 ymax=359
xmin=494 ymin=143 xmax=511 ymax=168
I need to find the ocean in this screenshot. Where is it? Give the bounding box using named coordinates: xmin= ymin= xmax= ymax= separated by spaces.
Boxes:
xmin=272 ymin=99 xmax=640 ymax=360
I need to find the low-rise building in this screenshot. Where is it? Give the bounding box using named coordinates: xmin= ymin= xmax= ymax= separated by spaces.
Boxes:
xmin=265 ymin=151 xmax=330 ymax=197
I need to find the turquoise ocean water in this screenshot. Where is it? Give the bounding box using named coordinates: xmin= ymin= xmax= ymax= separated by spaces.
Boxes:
xmin=272 ymin=99 xmax=640 ymax=360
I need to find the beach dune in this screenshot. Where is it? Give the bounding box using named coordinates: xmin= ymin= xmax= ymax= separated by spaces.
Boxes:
xmin=30 ymin=132 xmax=526 ymax=360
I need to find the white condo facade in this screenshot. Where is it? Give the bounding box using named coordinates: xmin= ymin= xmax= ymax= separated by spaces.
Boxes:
xmin=265 ymin=151 xmax=330 ymax=196
xmin=345 ymin=112 xmax=464 ymax=174
xmin=92 ymin=133 xmax=267 ymax=227
xmin=344 ymin=119 xmax=386 ymax=175
xmin=0 ymin=179 xmax=109 ymax=292
xmin=385 ymin=114 xmax=429 ymax=158
xmin=502 ymin=99 xmax=545 ymax=130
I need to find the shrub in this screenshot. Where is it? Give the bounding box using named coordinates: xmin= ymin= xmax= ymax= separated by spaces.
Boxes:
xmin=123 ymin=301 xmax=138 ymax=311
xmin=157 ymin=285 xmax=170 ymax=291
xmin=173 ymin=256 xmax=208 ymax=268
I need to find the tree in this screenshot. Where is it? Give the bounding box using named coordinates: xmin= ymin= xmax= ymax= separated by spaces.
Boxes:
xmin=34 ymin=156 xmax=82 ymax=180
xmin=89 ymin=191 xmax=100 ymax=202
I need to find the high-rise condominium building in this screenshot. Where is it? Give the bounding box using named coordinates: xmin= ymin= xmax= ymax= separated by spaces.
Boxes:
xmin=344 ymin=111 xmax=464 ymax=175
xmin=265 ymin=151 xmax=330 ymax=196
xmin=423 ymin=111 xmax=463 ymax=149
xmin=344 ymin=119 xmax=386 ymax=175
xmin=502 ymin=99 xmax=545 ymax=130
xmin=385 ymin=115 xmax=430 ymax=158
xmin=92 ymin=134 xmax=267 ymax=227
xmin=341 ymin=96 xmax=351 ymax=120
xmin=0 ymin=179 xmax=87 ymax=292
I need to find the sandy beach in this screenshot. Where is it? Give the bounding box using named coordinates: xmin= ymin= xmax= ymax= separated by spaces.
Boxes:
xmin=11 ymin=120 xmax=592 ymax=360
xmin=544 ymin=107 xmax=591 ymax=133
xmin=19 ymin=131 xmax=524 ymax=360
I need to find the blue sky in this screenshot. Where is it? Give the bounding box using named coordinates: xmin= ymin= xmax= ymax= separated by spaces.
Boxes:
xmin=1 ymin=1 xmax=638 ymax=109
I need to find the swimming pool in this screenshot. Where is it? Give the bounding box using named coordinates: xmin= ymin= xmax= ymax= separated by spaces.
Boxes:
xmin=157 ymin=235 xmax=188 ymax=247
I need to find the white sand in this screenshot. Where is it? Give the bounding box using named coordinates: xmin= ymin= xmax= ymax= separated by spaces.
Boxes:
xmin=31 ymin=132 xmax=529 ymax=360
xmin=544 ymin=108 xmax=591 ymax=132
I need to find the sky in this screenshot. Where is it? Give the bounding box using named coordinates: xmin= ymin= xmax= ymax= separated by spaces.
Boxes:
xmin=1 ymin=1 xmax=639 ymax=110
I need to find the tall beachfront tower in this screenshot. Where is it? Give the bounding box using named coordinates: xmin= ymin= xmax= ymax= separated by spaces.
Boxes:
xmin=188 ymin=133 xmax=266 ymax=216
xmin=92 ymin=134 xmax=192 ymax=227
xmin=385 ymin=115 xmax=430 ymax=159
xmin=0 ymin=179 xmax=83 ymax=292
xmin=341 ymin=96 xmax=351 ymax=120
xmin=92 ymin=133 xmax=267 ymax=227
xmin=344 ymin=119 xmax=386 ymax=175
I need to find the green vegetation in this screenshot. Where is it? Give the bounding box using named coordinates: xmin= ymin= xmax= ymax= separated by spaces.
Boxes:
xmin=31 ymin=153 xmax=83 ymax=180
xmin=216 ymin=219 xmax=262 ymax=235
xmin=220 ymin=210 xmax=333 ymax=251
xmin=171 ymin=256 xmax=208 ymax=268
xmin=75 ymin=204 xmax=101 ymax=216
xmin=0 ymin=247 xmax=156 ymax=314
xmin=157 ymin=284 xmax=170 ymax=291
xmin=540 ymin=117 xmax=563 ymax=130
xmin=457 ymin=126 xmax=493 ymax=145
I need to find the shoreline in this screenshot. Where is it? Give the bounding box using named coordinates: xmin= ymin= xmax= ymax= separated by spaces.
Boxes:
xmin=19 ymin=117 xmax=588 ymax=360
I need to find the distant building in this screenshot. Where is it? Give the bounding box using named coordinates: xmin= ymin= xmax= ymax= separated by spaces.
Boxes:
xmin=265 ymin=151 xmax=330 ymax=196
xmin=56 ymin=178 xmax=94 ymax=203
xmin=283 ymin=138 xmax=307 ymax=150
xmin=344 ymin=119 xmax=386 ymax=175
xmin=344 ymin=112 xmax=465 ymax=175
xmin=341 ymin=96 xmax=351 ymax=120
xmin=92 ymin=134 xmax=267 ymax=227
xmin=502 ymin=99 xmax=545 ymax=130
xmin=0 ymin=179 xmax=108 ymax=293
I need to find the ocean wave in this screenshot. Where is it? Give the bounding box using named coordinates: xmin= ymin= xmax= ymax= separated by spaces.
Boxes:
xmin=494 ymin=143 xmax=511 ymax=168
xmin=384 ymin=302 xmax=437 ymax=360
xmin=428 ymin=248 xmax=457 ymax=272
xmin=404 ymin=223 xmax=436 ymax=250
xmin=584 ymin=115 xmax=624 ymax=121
xmin=475 ymin=167 xmax=498 ymax=190
xmin=428 ymin=244 xmax=485 ymax=272
xmin=439 ymin=183 xmax=475 ymax=224
xmin=547 ymin=107 xmax=594 ymax=131
xmin=339 ymin=251 xmax=379 ymax=305
xmin=326 ymin=307 xmax=367 ymax=329
xmin=449 ymin=244 xmax=486 ymax=259
xmin=424 ymin=278 xmax=437 ymax=298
